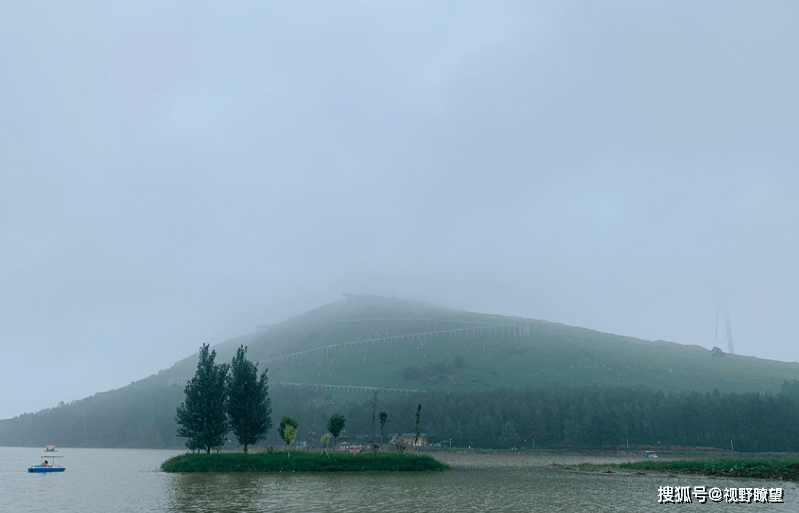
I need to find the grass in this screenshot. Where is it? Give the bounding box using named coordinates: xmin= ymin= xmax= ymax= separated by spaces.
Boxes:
xmin=261 ymin=315 xmax=799 ymax=398
xmin=555 ymin=455 xmax=799 ymax=481
xmin=622 ymin=456 xmax=799 ymax=471
xmin=161 ymin=451 xmax=451 ymax=473
xmin=193 ymin=296 xmax=799 ymax=399
xmin=619 ymin=457 xmax=799 ymax=480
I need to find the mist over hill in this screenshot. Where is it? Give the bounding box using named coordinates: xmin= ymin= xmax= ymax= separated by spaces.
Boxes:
xmin=2 ymin=296 xmax=798 ymax=449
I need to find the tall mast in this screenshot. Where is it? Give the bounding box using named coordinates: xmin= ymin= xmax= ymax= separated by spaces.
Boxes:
xmin=723 ymin=307 xmax=735 ymax=355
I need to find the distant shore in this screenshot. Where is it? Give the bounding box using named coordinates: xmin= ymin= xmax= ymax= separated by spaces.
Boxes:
xmin=161 ymin=452 xmax=450 ymax=473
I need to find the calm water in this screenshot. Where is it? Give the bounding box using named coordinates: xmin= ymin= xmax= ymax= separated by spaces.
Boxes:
xmin=1 ymin=448 xmax=796 ymax=512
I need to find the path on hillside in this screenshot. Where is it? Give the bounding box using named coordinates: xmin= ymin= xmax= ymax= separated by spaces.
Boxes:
xmin=258 ymin=318 xmax=535 ymax=331
xmin=277 ymin=382 xmax=419 ymax=394
xmin=259 ymin=324 xmax=530 ymax=367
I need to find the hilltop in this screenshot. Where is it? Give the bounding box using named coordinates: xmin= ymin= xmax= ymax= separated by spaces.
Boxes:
xmin=1 ymin=295 xmax=797 ymax=449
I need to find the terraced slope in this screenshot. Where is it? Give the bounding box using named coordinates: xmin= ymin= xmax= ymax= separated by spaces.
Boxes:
xmin=166 ymin=295 xmax=798 ymax=396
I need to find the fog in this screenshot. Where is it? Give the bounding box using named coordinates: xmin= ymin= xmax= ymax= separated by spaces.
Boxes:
xmin=1 ymin=1 xmax=797 ymax=421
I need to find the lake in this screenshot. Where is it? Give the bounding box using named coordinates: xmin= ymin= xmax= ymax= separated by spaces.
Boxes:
xmin=2 ymin=447 xmax=796 ymax=512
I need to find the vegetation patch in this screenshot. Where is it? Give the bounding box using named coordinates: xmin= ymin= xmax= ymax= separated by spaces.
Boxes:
xmin=161 ymin=452 xmax=451 ymax=473
xmin=619 ymin=457 xmax=799 ymax=481
xmin=554 ymin=456 xmax=799 ymax=481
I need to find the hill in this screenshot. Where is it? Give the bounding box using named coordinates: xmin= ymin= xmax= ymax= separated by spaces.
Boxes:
xmin=2 ymin=295 xmax=797 ymax=449
xmin=173 ymin=295 xmax=799 ymax=396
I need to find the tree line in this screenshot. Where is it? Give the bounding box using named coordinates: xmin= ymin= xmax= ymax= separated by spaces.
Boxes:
xmin=342 ymin=383 xmax=799 ymax=452
xmin=259 ymin=381 xmax=799 ymax=453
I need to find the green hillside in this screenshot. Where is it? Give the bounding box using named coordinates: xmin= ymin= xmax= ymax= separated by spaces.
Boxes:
xmin=2 ymin=295 xmax=797 ymax=448
xmin=187 ymin=295 xmax=799 ymax=396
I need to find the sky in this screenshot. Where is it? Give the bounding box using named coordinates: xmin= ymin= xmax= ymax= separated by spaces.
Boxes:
xmin=1 ymin=1 xmax=797 ymax=421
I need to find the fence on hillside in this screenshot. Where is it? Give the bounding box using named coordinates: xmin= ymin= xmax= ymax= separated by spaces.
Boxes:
xmin=258 ymin=324 xmax=530 ymax=367
xmin=277 ymin=382 xmax=419 ymax=394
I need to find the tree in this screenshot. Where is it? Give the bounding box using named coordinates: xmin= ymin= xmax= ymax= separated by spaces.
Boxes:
xmin=227 ymin=345 xmax=272 ymax=453
xmin=279 ymin=416 xmax=298 ymax=457
xmin=370 ymin=392 xmax=377 ymax=452
xmin=393 ymin=437 xmax=406 ymax=454
xmin=379 ymin=410 xmax=389 ymax=448
xmin=320 ymin=433 xmax=331 ymax=458
xmin=282 ymin=424 xmax=297 ymax=458
xmin=327 ymin=413 xmax=346 ymax=449
xmin=279 ymin=415 xmax=297 ymax=439
xmin=414 ymin=403 xmax=422 ymax=452
xmin=175 ymin=344 xmax=229 ymax=453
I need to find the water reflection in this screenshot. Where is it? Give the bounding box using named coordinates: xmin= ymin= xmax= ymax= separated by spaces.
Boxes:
xmin=168 ymin=473 xmax=269 ymax=512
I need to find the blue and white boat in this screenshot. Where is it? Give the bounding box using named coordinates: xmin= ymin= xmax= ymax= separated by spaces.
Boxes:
xmin=28 ymin=446 xmax=65 ymax=473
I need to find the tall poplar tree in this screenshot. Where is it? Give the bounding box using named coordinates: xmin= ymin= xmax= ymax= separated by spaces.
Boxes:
xmin=227 ymin=345 xmax=272 ymax=453
xmin=175 ymin=343 xmax=229 ymax=453
xmin=414 ymin=404 xmax=422 ymax=454
xmin=379 ymin=410 xmax=389 ymax=448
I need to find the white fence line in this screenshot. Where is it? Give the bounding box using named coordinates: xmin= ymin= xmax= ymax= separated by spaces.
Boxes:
xmin=277 ymin=382 xmax=419 ymax=394
xmin=259 ymin=325 xmax=530 ymax=367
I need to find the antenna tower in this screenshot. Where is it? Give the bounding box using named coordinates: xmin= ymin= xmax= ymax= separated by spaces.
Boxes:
xmin=715 ymin=305 xmax=735 ymax=355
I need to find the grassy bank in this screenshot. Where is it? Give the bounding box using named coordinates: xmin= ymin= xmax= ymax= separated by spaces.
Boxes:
xmin=161 ymin=452 xmax=450 ymax=473
xmin=554 ymin=455 xmax=799 ymax=482
xmin=619 ymin=457 xmax=799 ymax=481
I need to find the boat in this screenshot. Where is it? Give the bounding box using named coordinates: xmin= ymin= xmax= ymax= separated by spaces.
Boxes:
xmin=644 ymin=450 xmax=659 ymax=459
xmin=28 ymin=446 xmax=65 ymax=473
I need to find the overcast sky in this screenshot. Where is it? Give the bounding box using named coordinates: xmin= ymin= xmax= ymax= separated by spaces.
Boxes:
xmin=1 ymin=1 xmax=797 ymax=421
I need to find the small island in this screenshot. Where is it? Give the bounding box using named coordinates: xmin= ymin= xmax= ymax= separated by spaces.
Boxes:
xmin=161 ymin=452 xmax=450 ymax=473
xmin=166 ymin=345 xmax=449 ymax=473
